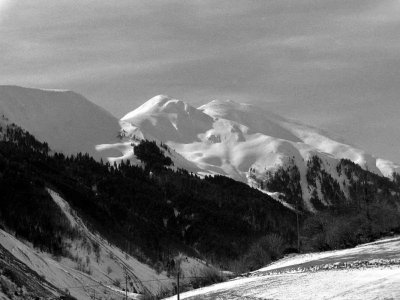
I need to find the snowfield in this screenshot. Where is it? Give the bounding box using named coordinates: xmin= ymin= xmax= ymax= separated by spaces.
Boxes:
xmin=2 ymin=86 xmax=400 ymax=209
xmin=165 ymin=236 xmax=400 ymax=300
xmin=0 ymin=85 xmax=121 ymax=160
xmin=100 ymin=94 xmax=400 ymax=210
xmin=2 ymin=86 xmax=400 ymax=208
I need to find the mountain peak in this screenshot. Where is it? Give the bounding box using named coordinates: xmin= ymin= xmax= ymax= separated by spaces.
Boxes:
xmin=119 ymin=95 xmax=213 ymax=143
xmin=106 ymin=94 xmax=400 ymax=211
xmin=147 ymin=94 xmax=174 ymax=105
xmin=121 ymin=94 xmax=192 ymax=122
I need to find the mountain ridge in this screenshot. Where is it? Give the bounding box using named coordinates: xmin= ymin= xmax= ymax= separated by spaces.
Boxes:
xmin=101 ymin=94 xmax=400 ymax=211
xmin=1 ymin=85 xmax=399 ymax=211
xmin=1 ymin=87 xmax=400 ymax=298
xmin=0 ymin=85 xmax=120 ymax=160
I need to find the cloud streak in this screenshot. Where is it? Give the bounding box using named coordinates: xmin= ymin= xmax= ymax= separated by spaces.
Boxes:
xmin=1 ymin=0 xmax=400 ymax=162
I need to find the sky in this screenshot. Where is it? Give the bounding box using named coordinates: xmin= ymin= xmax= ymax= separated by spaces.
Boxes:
xmin=1 ymin=0 xmax=400 ymax=162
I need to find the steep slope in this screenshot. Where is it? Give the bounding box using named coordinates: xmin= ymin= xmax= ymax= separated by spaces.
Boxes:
xmin=0 ymin=240 xmax=63 ymax=299
xmin=120 ymin=95 xmax=214 ymax=144
xmin=0 ymin=186 xmax=173 ymax=300
xmin=0 ymin=85 xmax=120 ymax=160
xmin=0 ymin=122 xmax=298 ymax=296
xmin=101 ymin=95 xmax=400 ymax=211
xmin=199 ymin=99 xmax=386 ymax=176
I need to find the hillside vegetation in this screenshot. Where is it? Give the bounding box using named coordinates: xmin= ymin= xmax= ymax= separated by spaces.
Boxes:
xmin=1 ymin=123 xmax=400 ymax=298
xmin=0 ymin=124 xmax=297 ymax=274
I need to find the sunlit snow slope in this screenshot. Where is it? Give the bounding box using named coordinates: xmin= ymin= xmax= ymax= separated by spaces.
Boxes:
xmin=164 ymin=236 xmax=400 ymax=300
xmin=100 ymin=95 xmax=400 ymax=210
xmin=0 ymin=85 xmax=120 ymax=160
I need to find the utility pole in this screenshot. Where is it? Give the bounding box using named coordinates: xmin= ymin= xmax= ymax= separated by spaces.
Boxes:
xmin=296 ymin=197 xmax=300 ymax=253
xmin=364 ymin=166 xmax=371 ymax=220
xmin=125 ymin=267 xmax=128 ymax=300
xmin=174 ymin=254 xmax=183 ymax=300
xmin=177 ymin=269 xmax=180 ymax=300
xmin=291 ymin=182 xmax=300 ymax=254
xmin=364 ymin=175 xmax=370 ymax=220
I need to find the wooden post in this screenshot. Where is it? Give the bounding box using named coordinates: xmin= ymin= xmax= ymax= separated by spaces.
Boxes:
xmin=294 ymin=195 xmax=300 ymax=253
xmin=125 ymin=267 xmax=128 ymax=300
xmin=296 ymin=207 xmax=300 ymax=253
xmin=177 ymin=270 xmax=180 ymax=300
xmin=291 ymin=185 xmax=300 ymax=254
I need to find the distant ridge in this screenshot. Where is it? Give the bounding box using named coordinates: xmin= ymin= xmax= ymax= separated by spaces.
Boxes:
xmin=0 ymin=85 xmax=120 ymax=160
xmin=1 ymin=87 xmax=399 ymax=211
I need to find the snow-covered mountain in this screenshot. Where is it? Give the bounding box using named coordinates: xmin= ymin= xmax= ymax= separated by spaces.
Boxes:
xmin=1 ymin=86 xmax=398 ymax=211
xmin=100 ymin=94 xmax=400 ymax=211
xmin=0 ymin=85 xmax=120 ymax=160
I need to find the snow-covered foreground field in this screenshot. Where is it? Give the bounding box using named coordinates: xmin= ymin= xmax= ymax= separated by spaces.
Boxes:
xmin=165 ymin=237 xmax=400 ymax=299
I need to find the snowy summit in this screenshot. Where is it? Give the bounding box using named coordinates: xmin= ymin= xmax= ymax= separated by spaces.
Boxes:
xmin=99 ymin=95 xmax=400 ymax=211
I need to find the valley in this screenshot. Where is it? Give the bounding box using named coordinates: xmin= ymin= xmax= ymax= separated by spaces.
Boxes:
xmin=3 ymin=1 xmax=400 ymax=299
xmin=1 ymin=86 xmax=400 ymax=299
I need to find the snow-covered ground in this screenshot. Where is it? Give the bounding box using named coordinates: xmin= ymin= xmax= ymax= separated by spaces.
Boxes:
xmin=164 ymin=236 xmax=400 ymax=299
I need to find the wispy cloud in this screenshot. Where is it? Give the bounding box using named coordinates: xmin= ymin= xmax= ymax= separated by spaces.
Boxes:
xmin=1 ymin=0 xmax=400 ymax=161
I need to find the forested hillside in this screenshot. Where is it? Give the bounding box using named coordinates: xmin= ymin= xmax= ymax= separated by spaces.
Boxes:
xmin=0 ymin=124 xmax=297 ymax=274
xmin=1 ymin=121 xmax=400 ymax=296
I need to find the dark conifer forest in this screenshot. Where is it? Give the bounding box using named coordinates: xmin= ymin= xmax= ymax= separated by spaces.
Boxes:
xmin=0 ymin=124 xmax=298 ymax=271
xmin=1 ymin=124 xmax=400 ymax=274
